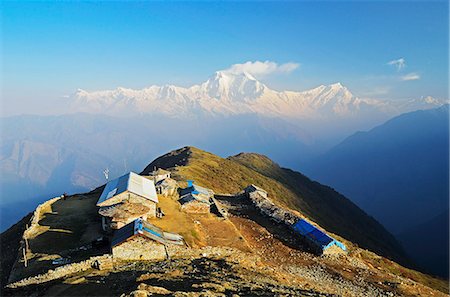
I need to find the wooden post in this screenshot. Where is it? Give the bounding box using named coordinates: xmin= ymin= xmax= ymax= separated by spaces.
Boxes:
xmin=164 ymin=244 xmax=170 ymax=260
xmin=24 ymin=236 xmax=29 ymax=252
xmin=23 ymin=248 xmax=27 ymax=267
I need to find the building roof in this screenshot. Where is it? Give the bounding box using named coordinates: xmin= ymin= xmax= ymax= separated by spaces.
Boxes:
xmin=155 ymin=177 xmax=177 ymax=187
xmin=245 ymin=184 xmax=268 ymax=194
xmin=179 ymin=184 xmax=214 ymax=197
xmin=112 ymin=218 xmax=184 ymax=247
xmin=179 ymin=193 xmax=210 ymax=205
xmin=97 ymin=172 xmax=158 ymax=206
xmin=292 ymin=219 xmax=346 ymax=251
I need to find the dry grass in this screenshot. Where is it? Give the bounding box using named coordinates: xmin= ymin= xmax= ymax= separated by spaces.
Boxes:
xmin=196 ymin=216 xmax=251 ymax=252
xmin=12 ymin=193 xmax=104 ymax=280
xmin=357 ymin=249 xmax=449 ymax=294
xmin=147 ymin=194 xmax=203 ymax=247
xmin=148 ymin=194 xmax=250 ymax=251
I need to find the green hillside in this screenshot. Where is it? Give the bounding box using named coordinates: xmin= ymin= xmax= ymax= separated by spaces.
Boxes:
xmin=142 ymin=146 xmax=408 ymax=265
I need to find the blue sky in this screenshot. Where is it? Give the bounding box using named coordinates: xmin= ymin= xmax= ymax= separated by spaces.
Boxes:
xmin=1 ymin=1 xmax=448 ymax=115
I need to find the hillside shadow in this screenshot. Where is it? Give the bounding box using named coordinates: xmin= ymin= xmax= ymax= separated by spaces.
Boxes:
xmin=215 ymin=195 xmax=315 ymax=254
xmin=29 ymin=193 xmax=103 ymax=256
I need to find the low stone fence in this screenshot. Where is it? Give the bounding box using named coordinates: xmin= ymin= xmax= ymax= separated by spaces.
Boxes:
xmin=7 ymin=255 xmax=112 ymax=288
xmin=247 ymin=191 xmax=347 ymax=255
xmin=247 ymin=191 xmax=300 ymax=226
xmin=7 ymin=196 xmax=63 ymax=284
xmin=23 ymin=196 xmax=61 ymax=240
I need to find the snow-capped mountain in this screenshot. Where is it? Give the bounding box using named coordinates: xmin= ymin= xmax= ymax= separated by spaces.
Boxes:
xmin=69 ymin=71 xmax=445 ymax=120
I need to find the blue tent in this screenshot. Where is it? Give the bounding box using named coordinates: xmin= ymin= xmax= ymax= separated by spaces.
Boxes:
xmin=292 ymin=219 xmax=346 ymax=252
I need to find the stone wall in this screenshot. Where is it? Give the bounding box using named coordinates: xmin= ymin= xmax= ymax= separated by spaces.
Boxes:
xmin=7 ymin=255 xmax=112 ymax=288
xmin=247 ymin=191 xmax=299 ymax=225
xmin=8 ymin=196 xmax=62 ymax=283
xmin=112 ymin=236 xmax=167 ymax=261
xmin=180 ymin=201 xmax=210 ymax=214
xmin=247 ymin=191 xmax=346 ymax=255
xmin=323 ymin=244 xmax=346 ymax=255
xmin=23 ymin=196 xmax=61 ymax=239
xmin=128 ymin=193 xmax=157 ymax=218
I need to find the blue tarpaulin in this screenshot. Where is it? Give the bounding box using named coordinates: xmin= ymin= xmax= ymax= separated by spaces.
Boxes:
xmin=292 ymin=219 xmax=346 ymax=252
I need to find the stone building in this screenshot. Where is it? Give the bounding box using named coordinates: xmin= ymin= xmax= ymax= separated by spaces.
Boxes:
xmin=155 ymin=178 xmax=178 ymax=197
xmin=178 ymin=193 xmax=211 ymax=214
xmin=178 ymin=180 xmax=214 ymax=213
xmin=148 ymin=168 xmax=171 ymax=183
xmin=111 ymin=219 xmax=167 ymax=261
xmin=243 ymin=183 xmax=346 ymax=255
xmin=179 ymin=180 xmax=214 ymax=200
xmin=97 ymin=172 xmax=159 ymax=231
xmin=292 ymin=219 xmax=347 ymax=255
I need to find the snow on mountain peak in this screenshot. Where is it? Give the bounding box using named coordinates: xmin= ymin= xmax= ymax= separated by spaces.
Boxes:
xmin=199 ymin=71 xmax=267 ymax=101
xmin=68 ymin=71 xmax=443 ymax=120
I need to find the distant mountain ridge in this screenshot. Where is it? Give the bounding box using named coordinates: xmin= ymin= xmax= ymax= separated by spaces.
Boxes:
xmin=70 ymin=70 xmax=444 ymax=120
xmin=304 ymin=104 xmax=449 ymax=277
xmin=0 ymin=113 xmax=318 ymax=231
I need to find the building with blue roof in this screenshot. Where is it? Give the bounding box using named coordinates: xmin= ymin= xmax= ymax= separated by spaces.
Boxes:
xmin=178 ymin=180 xmax=214 ymax=213
xmin=111 ymin=218 xmax=184 ymax=260
xmin=292 ymin=219 xmax=346 ymax=254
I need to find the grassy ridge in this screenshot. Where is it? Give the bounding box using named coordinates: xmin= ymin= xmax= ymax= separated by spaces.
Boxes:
xmin=145 ymin=146 xmax=407 ymax=265
xmin=229 ymin=152 xmax=408 ymax=264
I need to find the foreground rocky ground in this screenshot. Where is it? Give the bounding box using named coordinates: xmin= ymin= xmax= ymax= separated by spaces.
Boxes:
xmin=4 ymin=245 xmax=448 ymax=297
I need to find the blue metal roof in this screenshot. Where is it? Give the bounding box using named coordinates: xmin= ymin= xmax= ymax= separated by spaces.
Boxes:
xmin=292 ymin=219 xmax=346 ymax=251
xmin=179 ymin=182 xmax=213 ymax=197
xmin=112 ymin=219 xmax=167 ymax=247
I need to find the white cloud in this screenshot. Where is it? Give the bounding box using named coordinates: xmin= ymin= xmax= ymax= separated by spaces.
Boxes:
xmin=401 ymin=72 xmax=420 ymax=81
xmin=224 ymin=60 xmax=299 ymax=77
xmin=387 ymin=58 xmax=406 ymax=71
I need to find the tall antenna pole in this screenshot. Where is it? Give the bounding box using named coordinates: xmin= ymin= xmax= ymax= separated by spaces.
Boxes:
xmin=103 ymin=168 xmax=109 ymax=181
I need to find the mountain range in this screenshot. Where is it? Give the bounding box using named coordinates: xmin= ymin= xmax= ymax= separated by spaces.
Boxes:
xmin=70 ymin=71 xmax=443 ymax=127
xmin=0 ymin=113 xmax=315 ymax=231
xmin=0 ymin=71 xmax=446 ymax=233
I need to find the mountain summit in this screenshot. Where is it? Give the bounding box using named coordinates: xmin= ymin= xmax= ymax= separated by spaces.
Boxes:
xmin=198 ymin=71 xmax=268 ymax=101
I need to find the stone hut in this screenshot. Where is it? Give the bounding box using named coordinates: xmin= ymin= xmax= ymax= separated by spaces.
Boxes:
xmin=179 ymin=180 xmax=214 ymax=200
xmin=148 ymin=168 xmax=171 ymax=183
xmin=243 ymin=184 xmax=346 ymax=255
xmin=111 ymin=219 xmax=167 ymax=261
xmin=155 ymin=178 xmax=178 ymax=197
xmin=97 ymin=172 xmax=159 ymax=231
xmin=292 ymin=219 xmax=347 ymax=255
xmin=178 ymin=193 xmax=211 ymax=214
xmin=178 ymin=180 xmax=214 ymax=213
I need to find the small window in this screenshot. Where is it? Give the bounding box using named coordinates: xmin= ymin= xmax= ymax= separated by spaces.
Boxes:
xmin=106 ymin=188 xmax=117 ymax=199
